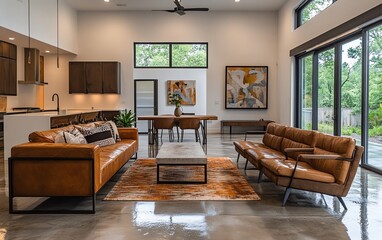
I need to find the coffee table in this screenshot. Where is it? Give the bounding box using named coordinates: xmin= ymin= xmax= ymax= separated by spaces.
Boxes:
xmin=156 ymin=142 xmax=207 ymax=184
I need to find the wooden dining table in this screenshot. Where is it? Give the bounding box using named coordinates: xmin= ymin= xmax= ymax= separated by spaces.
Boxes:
xmin=137 ymin=115 xmax=218 ymax=145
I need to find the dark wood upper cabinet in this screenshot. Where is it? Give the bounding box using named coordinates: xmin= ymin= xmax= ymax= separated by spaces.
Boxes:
xmin=102 ymin=62 xmax=121 ymax=94
xmin=0 ymin=41 xmax=17 ymax=95
xmin=85 ymin=62 xmax=103 ymax=93
xmin=69 ymin=62 xmax=86 ymax=93
xmin=69 ymin=61 xmax=121 ymax=94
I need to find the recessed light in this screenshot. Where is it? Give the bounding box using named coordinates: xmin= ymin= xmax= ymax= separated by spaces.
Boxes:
xmin=9 ymin=37 xmax=15 ymax=40
xmin=45 ymin=50 xmax=50 ymax=53
xmin=235 ymin=0 xmax=240 ymax=2
xmin=104 ymin=0 xmax=110 ymax=2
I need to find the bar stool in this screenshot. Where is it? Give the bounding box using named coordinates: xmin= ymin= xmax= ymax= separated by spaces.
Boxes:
xmin=153 ymin=118 xmax=176 ymax=143
xmin=178 ymin=117 xmax=201 ymax=142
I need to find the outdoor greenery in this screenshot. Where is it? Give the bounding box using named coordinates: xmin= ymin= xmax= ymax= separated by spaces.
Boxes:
xmin=135 ymin=44 xmax=170 ymax=67
xmin=300 ymin=0 xmax=335 ymax=25
xmin=172 ymin=44 xmax=207 ymax=67
xmin=300 ymin=22 xmax=382 ymax=136
xmin=135 ymin=43 xmax=207 ymax=68
xmin=114 ymin=109 xmax=136 ymax=128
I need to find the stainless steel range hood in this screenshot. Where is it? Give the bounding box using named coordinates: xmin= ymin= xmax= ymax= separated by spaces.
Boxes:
xmin=18 ymin=48 xmax=46 ymax=85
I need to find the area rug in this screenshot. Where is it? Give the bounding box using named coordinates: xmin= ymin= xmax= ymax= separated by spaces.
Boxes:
xmin=104 ymin=157 xmax=260 ymax=201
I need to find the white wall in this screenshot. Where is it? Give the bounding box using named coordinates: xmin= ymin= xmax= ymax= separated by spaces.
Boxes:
xmin=61 ymin=11 xmax=279 ymax=132
xmin=134 ymin=69 xmax=207 ymax=115
xmin=277 ymin=0 xmax=382 ymax=126
xmin=0 ymin=0 xmax=78 ymax=53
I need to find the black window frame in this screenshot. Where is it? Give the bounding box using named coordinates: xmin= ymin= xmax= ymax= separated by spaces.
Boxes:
xmin=295 ymin=0 xmax=337 ymax=28
xmin=295 ymin=19 xmax=382 ymax=175
xmin=134 ymin=42 xmax=208 ymax=69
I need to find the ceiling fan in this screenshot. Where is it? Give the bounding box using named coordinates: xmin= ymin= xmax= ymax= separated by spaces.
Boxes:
xmin=156 ymin=0 xmax=209 ymax=16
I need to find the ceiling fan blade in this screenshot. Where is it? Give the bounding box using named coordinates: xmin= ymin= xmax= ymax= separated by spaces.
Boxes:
xmin=174 ymin=0 xmax=183 ymax=9
xmin=152 ymin=10 xmax=176 ymax=12
xmin=183 ymin=8 xmax=209 ymax=11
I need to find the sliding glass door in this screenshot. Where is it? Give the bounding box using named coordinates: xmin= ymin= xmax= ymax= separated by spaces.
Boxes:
xmin=317 ymin=48 xmax=335 ymax=134
xmin=366 ymin=24 xmax=382 ymax=170
xmin=297 ymin=21 xmax=382 ymax=173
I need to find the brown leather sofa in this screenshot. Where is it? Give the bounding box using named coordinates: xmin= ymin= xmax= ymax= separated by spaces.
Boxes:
xmin=233 ymin=123 xmax=364 ymax=209
xmin=8 ymin=122 xmax=138 ymax=213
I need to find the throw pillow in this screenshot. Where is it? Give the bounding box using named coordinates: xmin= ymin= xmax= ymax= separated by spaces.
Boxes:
xmin=55 ymin=129 xmax=87 ymax=144
xmin=96 ymin=121 xmax=121 ymax=142
xmin=80 ymin=124 xmax=116 ymax=147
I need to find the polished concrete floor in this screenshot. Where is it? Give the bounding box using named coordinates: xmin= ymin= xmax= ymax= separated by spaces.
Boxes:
xmin=0 ymin=133 xmax=381 ymax=240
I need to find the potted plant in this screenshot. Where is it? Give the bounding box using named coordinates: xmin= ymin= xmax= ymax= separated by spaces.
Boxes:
xmin=114 ymin=109 xmax=136 ymax=127
xmin=169 ymin=93 xmax=183 ymax=116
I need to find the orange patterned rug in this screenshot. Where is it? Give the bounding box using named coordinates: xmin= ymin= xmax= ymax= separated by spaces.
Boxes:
xmin=104 ymin=157 xmax=260 ymax=201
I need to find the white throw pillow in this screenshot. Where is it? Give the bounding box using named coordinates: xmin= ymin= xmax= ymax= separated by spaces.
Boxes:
xmin=55 ymin=129 xmax=87 ymax=144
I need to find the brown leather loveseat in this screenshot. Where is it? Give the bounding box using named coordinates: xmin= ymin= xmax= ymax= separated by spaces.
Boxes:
xmin=234 ymin=123 xmax=364 ymax=209
xmin=8 ymin=122 xmax=138 ymax=213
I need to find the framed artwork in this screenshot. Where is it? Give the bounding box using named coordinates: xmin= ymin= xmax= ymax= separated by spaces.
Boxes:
xmin=167 ymin=80 xmax=196 ymax=105
xmin=225 ymin=66 xmax=268 ymax=109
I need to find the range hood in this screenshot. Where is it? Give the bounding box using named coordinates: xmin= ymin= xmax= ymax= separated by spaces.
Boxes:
xmin=18 ymin=48 xmax=46 ymax=85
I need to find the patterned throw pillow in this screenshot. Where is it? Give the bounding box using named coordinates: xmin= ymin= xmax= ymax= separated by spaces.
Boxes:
xmin=55 ymin=128 xmax=87 ymax=144
xmin=96 ymin=121 xmax=121 ymax=142
xmin=80 ymin=124 xmax=116 ymax=147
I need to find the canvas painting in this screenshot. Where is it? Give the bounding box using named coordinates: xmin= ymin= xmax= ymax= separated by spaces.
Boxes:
xmin=225 ymin=66 xmax=268 ymax=109
xmin=167 ymin=80 xmax=196 ymax=105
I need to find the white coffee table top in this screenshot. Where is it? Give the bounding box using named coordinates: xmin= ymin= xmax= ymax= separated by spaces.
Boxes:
xmin=156 ymin=142 xmax=207 ymax=164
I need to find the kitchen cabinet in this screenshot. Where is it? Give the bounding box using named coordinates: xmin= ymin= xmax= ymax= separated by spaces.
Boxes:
xmin=69 ymin=61 xmax=120 ymax=94
xmin=0 ymin=41 xmax=17 ymax=95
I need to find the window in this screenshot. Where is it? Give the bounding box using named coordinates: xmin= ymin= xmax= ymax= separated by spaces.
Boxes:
xmin=296 ymin=0 xmax=336 ymax=27
xmin=296 ymin=21 xmax=382 ymax=173
xmin=134 ymin=42 xmax=208 ymax=68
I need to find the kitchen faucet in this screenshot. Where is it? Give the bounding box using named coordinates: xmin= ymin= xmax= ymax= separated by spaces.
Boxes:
xmin=52 ymin=93 xmax=60 ymax=112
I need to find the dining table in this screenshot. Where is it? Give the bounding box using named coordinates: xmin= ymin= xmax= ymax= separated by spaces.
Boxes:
xmin=137 ymin=115 xmax=218 ymax=145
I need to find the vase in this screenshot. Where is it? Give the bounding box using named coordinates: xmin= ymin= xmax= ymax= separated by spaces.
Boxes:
xmin=174 ymin=106 xmax=182 ymax=117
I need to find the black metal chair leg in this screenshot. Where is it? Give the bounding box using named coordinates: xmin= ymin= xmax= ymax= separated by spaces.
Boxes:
xmin=236 ymin=153 xmax=240 ymax=167
xmin=181 ymin=130 xmax=184 ymax=142
xmin=257 ymin=169 xmax=263 ymax=183
xmin=337 ymin=196 xmax=348 ymax=210
xmin=244 ymin=159 xmax=248 ymax=175
xmin=282 ymin=188 xmax=292 ymax=206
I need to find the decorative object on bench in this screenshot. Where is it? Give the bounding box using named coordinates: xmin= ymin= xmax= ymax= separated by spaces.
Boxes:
xmin=104 ymin=157 xmax=260 ymax=201
xmin=8 ymin=121 xmax=139 ymax=213
xmin=225 ymin=66 xmax=268 ymax=109
xmin=233 ymin=123 xmax=364 ymax=209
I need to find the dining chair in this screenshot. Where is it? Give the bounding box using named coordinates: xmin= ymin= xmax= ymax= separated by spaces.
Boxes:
xmin=153 ymin=118 xmax=176 ymax=143
xmin=178 ymin=117 xmax=201 ymax=143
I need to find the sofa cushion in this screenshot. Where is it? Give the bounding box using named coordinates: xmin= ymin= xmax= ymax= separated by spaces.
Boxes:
xmin=306 ymin=133 xmax=356 ymax=184
xmin=29 ymin=125 xmax=75 ymax=143
xmin=262 ymin=123 xmax=287 ymax=151
xmin=246 ymin=146 xmax=285 ymax=168
xmin=261 ymin=159 xmax=335 ymax=183
xmin=99 ymin=139 xmax=138 ymax=185
xmin=280 ymin=127 xmax=318 ymax=160
xmin=80 ymin=124 xmax=116 ymax=147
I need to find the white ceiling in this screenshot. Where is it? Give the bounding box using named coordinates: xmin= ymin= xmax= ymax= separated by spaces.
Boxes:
xmin=64 ymin=0 xmax=288 ymax=12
